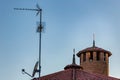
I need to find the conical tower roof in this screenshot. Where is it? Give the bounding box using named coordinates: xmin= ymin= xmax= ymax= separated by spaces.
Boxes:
xmin=77 ymin=35 xmax=112 ymax=57
xmin=77 ymin=46 xmax=112 ymax=57
xmin=64 ymin=54 xmax=83 ymax=70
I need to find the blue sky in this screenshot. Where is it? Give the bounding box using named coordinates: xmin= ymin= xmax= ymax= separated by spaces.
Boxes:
xmin=0 ymin=0 xmax=120 ymax=80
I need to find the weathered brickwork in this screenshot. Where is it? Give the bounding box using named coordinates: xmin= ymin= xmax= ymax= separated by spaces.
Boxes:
xmin=77 ymin=47 xmax=111 ymax=76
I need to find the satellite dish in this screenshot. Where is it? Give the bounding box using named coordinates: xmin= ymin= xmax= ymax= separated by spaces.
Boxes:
xmin=32 ymin=61 xmax=39 ymax=77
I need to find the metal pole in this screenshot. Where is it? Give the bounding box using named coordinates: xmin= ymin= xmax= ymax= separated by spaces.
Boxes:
xmin=39 ymin=27 xmax=41 ymax=79
xmin=39 ymin=8 xmax=42 ymax=80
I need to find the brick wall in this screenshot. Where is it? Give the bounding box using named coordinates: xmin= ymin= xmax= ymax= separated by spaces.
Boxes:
xmin=79 ymin=51 xmax=109 ymax=76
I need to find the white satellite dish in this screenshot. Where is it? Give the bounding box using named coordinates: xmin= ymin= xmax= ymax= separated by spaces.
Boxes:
xmin=32 ymin=61 xmax=39 ymax=77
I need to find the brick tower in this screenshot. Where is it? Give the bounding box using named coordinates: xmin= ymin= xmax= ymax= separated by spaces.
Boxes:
xmin=77 ymin=37 xmax=112 ymax=76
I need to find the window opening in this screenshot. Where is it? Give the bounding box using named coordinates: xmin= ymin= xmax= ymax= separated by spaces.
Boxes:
xmin=96 ymin=52 xmax=100 ymax=61
xmin=83 ymin=53 xmax=86 ymax=62
xmin=89 ymin=52 xmax=93 ymax=62
xmin=104 ymin=53 xmax=106 ymax=61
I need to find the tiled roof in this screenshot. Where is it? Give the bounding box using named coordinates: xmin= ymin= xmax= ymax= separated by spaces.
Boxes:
xmin=33 ymin=69 xmax=119 ymax=80
xmin=77 ymin=46 xmax=112 ymax=57
xmin=64 ymin=63 xmax=83 ymax=70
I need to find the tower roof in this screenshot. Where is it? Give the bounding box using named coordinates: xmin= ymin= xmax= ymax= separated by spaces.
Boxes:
xmin=64 ymin=63 xmax=83 ymax=70
xmin=77 ymin=35 xmax=112 ymax=57
xmin=77 ymin=46 xmax=112 ymax=57
xmin=64 ymin=54 xmax=83 ymax=70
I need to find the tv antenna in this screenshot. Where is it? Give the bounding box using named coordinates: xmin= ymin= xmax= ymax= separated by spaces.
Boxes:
xmin=14 ymin=4 xmax=43 ymax=79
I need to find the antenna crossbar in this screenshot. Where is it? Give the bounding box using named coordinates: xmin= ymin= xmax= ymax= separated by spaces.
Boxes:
xmin=14 ymin=8 xmax=38 ymax=11
xmin=14 ymin=8 xmax=42 ymax=11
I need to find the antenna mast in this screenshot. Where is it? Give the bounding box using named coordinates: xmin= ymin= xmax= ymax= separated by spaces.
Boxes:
xmin=37 ymin=5 xmax=42 ymax=79
xmin=14 ymin=4 xmax=43 ymax=79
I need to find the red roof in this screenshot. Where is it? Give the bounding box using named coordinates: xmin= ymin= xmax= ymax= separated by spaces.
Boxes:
xmin=33 ymin=69 xmax=119 ymax=80
xmin=64 ymin=63 xmax=83 ymax=70
xmin=77 ymin=46 xmax=112 ymax=57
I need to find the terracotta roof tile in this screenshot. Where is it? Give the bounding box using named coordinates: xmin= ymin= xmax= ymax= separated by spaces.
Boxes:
xmin=64 ymin=63 xmax=83 ymax=70
xmin=77 ymin=46 xmax=112 ymax=57
xmin=33 ymin=69 xmax=119 ymax=80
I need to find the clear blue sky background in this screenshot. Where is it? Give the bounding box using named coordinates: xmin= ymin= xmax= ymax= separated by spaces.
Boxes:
xmin=0 ymin=0 xmax=120 ymax=80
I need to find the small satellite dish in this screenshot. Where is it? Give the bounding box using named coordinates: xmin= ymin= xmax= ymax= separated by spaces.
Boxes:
xmin=21 ymin=61 xmax=39 ymax=78
xmin=32 ymin=61 xmax=39 ymax=77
